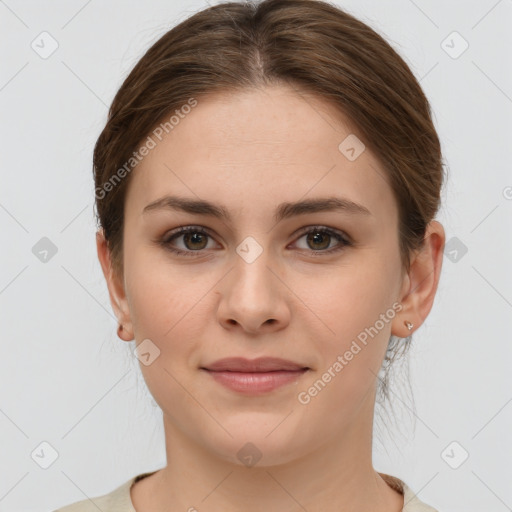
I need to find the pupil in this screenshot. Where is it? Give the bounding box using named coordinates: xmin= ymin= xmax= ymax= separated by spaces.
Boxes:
xmin=186 ymin=232 xmax=206 ymax=249
xmin=308 ymin=231 xmax=329 ymax=250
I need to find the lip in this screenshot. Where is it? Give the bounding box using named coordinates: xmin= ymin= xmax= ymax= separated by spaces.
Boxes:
xmin=201 ymin=357 xmax=309 ymax=372
xmin=200 ymin=357 xmax=310 ymax=395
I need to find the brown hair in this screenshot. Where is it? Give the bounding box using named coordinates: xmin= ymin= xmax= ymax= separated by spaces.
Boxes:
xmin=93 ymin=0 xmax=445 ymax=413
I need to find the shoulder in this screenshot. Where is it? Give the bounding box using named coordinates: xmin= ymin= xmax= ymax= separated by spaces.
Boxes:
xmin=401 ymin=481 xmax=439 ymax=512
xmin=379 ymin=472 xmax=440 ymax=512
xmin=52 ymin=475 xmax=139 ymax=512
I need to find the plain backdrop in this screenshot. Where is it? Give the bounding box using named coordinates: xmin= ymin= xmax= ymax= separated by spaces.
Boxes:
xmin=1 ymin=1 xmax=511 ymax=511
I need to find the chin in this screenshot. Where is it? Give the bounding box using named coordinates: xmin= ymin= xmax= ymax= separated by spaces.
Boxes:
xmin=198 ymin=423 xmax=309 ymax=469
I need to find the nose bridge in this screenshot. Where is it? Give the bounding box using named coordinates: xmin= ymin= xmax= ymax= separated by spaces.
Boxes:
xmin=215 ymin=235 xmax=286 ymax=331
xmin=232 ymin=236 xmax=276 ymax=296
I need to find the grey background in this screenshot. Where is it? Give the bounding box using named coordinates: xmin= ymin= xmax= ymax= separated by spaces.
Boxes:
xmin=1 ymin=0 xmax=511 ymax=510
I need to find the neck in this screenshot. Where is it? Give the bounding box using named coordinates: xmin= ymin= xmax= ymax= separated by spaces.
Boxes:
xmin=131 ymin=388 xmax=404 ymax=512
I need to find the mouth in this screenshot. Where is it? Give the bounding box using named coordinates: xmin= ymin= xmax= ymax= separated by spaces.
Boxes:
xmin=200 ymin=356 xmax=310 ymax=373
xmin=200 ymin=357 xmax=310 ymax=394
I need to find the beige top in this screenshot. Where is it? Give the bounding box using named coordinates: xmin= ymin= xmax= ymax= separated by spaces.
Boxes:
xmin=53 ymin=471 xmax=439 ymax=511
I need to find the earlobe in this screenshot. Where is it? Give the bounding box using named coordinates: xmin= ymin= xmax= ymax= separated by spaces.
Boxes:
xmin=96 ymin=229 xmax=134 ymax=341
xmin=117 ymin=322 xmax=134 ymax=342
xmin=392 ymin=271 xmax=415 ymax=338
xmin=392 ymin=220 xmax=445 ymax=338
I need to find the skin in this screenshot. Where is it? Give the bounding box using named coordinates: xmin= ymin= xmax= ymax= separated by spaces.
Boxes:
xmin=97 ymin=84 xmax=445 ymax=512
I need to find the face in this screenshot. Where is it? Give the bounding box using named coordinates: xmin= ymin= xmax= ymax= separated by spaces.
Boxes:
xmin=101 ymin=84 xmax=417 ymax=466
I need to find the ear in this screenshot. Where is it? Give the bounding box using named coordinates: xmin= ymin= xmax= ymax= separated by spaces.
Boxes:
xmin=96 ymin=228 xmax=134 ymax=341
xmin=392 ymin=220 xmax=445 ymax=338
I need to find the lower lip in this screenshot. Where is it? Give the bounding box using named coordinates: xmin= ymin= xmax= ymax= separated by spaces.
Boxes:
xmin=202 ymin=369 xmax=309 ymax=394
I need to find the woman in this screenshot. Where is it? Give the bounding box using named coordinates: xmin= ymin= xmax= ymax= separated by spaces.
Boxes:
xmin=55 ymin=0 xmax=445 ymax=510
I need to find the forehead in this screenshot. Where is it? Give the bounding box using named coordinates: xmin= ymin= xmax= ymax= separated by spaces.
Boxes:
xmin=124 ymin=85 xmax=397 ymax=226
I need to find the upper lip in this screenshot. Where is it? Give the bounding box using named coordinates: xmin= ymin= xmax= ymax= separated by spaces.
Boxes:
xmin=201 ymin=357 xmax=309 ymax=372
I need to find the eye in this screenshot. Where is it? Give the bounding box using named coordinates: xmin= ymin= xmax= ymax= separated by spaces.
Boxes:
xmin=159 ymin=226 xmax=216 ymax=257
xmin=159 ymin=225 xmax=352 ymax=257
xmin=291 ymin=225 xmax=352 ymax=255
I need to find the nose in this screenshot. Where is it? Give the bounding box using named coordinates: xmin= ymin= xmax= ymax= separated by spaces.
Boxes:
xmin=216 ymin=250 xmax=290 ymax=334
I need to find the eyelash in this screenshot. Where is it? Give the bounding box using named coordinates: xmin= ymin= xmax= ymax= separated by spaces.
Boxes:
xmin=159 ymin=225 xmax=353 ymax=258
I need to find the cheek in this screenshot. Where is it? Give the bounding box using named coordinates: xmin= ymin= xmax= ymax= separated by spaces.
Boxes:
xmin=301 ymin=258 xmax=399 ymax=379
xmin=308 ymin=258 xmax=395 ymax=328
xmin=125 ymin=261 xmax=215 ymax=393
xmin=125 ymin=268 xmax=209 ymax=413
xmin=296 ymin=286 xmax=395 ymax=424
xmin=124 ymin=247 xmax=200 ymax=336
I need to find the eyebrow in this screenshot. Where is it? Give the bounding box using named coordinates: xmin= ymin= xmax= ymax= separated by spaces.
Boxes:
xmin=142 ymin=195 xmax=372 ymax=223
